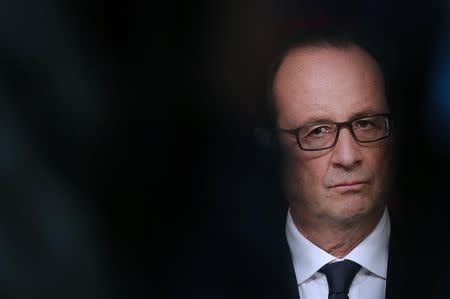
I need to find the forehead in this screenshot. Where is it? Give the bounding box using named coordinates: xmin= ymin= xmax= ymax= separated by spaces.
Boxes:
xmin=273 ymin=46 xmax=388 ymax=126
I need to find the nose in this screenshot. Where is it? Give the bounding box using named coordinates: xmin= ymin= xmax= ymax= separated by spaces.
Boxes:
xmin=330 ymin=127 xmax=362 ymax=171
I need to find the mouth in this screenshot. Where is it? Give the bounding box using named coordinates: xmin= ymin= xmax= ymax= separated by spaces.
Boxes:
xmin=329 ymin=181 xmax=368 ymax=192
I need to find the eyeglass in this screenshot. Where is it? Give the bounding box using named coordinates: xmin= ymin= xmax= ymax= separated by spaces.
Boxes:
xmin=277 ymin=113 xmax=391 ymax=151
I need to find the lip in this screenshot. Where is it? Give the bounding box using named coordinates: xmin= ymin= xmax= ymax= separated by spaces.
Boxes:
xmin=330 ymin=182 xmax=368 ymax=192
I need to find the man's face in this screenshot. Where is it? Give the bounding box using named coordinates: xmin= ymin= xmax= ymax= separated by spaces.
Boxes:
xmin=274 ymin=46 xmax=391 ymax=226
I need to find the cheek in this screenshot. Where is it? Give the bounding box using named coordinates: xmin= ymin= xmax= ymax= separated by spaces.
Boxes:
xmin=300 ymin=161 xmax=326 ymax=184
xmin=367 ymin=148 xmax=390 ymax=176
xmin=288 ymin=151 xmax=328 ymax=189
xmin=363 ymin=148 xmax=392 ymax=193
xmin=281 ymin=144 xmax=330 ymax=198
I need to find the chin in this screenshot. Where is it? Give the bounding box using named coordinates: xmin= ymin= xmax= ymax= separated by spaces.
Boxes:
xmin=328 ymin=194 xmax=381 ymax=224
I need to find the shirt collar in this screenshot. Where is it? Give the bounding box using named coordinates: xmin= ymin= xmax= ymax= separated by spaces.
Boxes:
xmin=345 ymin=208 xmax=390 ymax=278
xmin=285 ymin=207 xmax=390 ymax=285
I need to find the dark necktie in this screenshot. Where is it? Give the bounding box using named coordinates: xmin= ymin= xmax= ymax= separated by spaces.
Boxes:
xmin=319 ymin=260 xmax=361 ymax=299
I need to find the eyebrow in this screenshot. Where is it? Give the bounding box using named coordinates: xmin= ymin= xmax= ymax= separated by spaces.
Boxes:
xmin=349 ymin=109 xmax=388 ymax=120
xmin=299 ymin=109 xmax=388 ymax=127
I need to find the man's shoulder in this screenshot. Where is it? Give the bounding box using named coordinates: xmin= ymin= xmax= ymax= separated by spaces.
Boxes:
xmin=386 ymin=206 xmax=432 ymax=299
xmin=170 ymin=207 xmax=297 ymax=299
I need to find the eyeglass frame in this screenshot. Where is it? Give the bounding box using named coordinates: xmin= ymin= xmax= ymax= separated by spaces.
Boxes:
xmin=276 ymin=113 xmax=392 ymax=151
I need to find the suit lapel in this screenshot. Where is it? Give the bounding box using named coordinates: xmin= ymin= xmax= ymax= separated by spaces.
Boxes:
xmin=385 ymin=222 xmax=405 ymax=299
xmin=266 ymin=206 xmax=300 ymax=299
xmin=385 ymin=208 xmax=418 ymax=299
xmin=280 ymin=229 xmax=301 ymax=299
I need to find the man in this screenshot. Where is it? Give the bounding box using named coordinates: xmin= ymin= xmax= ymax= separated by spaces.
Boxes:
xmin=172 ymin=30 xmax=423 ymax=299
xmin=272 ymin=32 xmax=400 ymax=298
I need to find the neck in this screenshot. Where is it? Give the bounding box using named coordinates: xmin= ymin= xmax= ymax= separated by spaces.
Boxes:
xmin=290 ymin=206 xmax=384 ymax=258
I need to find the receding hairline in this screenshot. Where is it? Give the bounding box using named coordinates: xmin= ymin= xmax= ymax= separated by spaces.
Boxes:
xmin=274 ymin=42 xmax=383 ymax=85
xmin=271 ymin=42 xmax=386 ymax=114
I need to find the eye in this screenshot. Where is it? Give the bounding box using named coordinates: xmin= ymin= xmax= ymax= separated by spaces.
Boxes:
xmin=311 ymin=127 xmax=327 ymax=135
xmin=303 ymin=125 xmax=335 ymax=138
xmin=356 ymin=120 xmax=371 ymax=127
xmin=354 ymin=119 xmax=377 ymax=130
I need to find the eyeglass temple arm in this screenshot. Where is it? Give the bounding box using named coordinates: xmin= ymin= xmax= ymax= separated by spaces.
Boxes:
xmin=274 ymin=128 xmax=298 ymax=136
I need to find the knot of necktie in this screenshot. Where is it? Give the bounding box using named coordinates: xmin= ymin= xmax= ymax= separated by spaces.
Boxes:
xmin=319 ymin=260 xmax=361 ymax=299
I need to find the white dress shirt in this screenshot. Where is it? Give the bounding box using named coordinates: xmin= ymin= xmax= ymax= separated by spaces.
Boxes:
xmin=286 ymin=208 xmax=390 ymax=299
